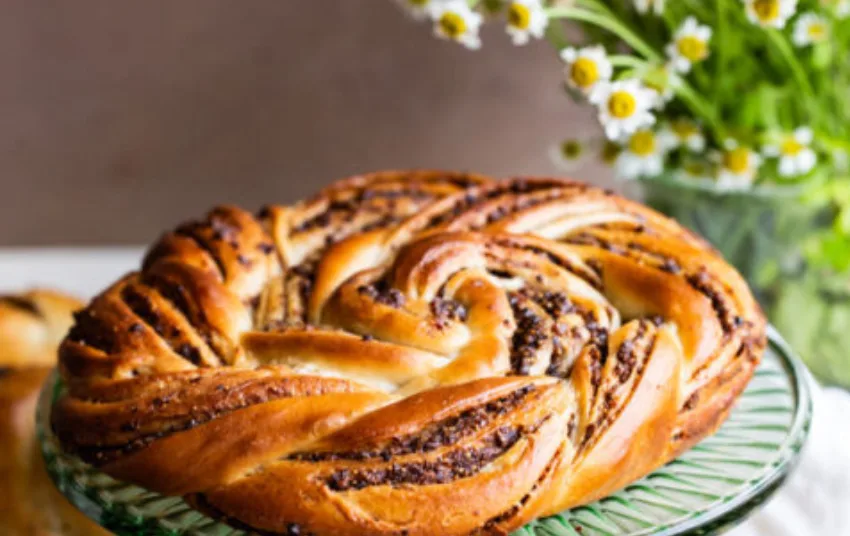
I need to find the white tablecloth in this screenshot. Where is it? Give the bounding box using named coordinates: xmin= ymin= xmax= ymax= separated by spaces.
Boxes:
xmin=3 ymin=248 xmax=849 ymax=536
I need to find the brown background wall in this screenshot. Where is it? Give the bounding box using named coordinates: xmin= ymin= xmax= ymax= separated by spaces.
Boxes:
xmin=0 ymin=0 xmax=606 ymax=246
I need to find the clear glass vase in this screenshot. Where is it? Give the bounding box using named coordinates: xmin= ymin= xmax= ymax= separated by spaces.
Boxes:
xmin=636 ymin=175 xmax=850 ymax=389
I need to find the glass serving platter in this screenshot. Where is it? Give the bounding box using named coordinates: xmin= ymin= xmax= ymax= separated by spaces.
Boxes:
xmin=37 ymin=327 xmax=812 ymax=536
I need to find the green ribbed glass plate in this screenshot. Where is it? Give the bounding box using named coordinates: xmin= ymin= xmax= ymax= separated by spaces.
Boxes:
xmin=37 ymin=327 xmax=812 ymax=536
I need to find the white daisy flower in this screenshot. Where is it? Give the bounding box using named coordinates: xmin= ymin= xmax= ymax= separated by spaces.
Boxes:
xmin=716 ymin=139 xmax=762 ymax=190
xmin=394 ymin=0 xmax=434 ymax=20
xmin=506 ymin=0 xmax=549 ymax=45
xmin=743 ymin=0 xmax=798 ymax=29
xmin=666 ymin=17 xmax=712 ymax=73
xmin=763 ymin=127 xmax=818 ymax=176
xmin=615 ymin=129 xmax=667 ymax=179
xmin=589 ymin=79 xmax=659 ymax=141
xmin=658 ymin=118 xmax=706 ymax=152
xmin=793 ymin=12 xmax=829 ymax=46
xmin=429 ymin=0 xmax=484 ymax=50
xmin=634 ymin=0 xmax=666 ymax=15
xmin=560 ymin=46 xmax=613 ymax=94
xmin=549 ymin=138 xmax=589 ymax=171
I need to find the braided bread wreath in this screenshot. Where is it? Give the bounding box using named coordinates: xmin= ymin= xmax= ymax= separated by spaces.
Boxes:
xmin=52 ymin=171 xmax=767 ymax=536
xmin=0 ymin=290 xmax=110 ymax=536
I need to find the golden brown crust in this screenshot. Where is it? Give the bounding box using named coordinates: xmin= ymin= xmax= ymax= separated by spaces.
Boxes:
xmin=0 ymin=289 xmax=110 ymax=536
xmin=0 ymin=289 xmax=81 ymax=369
xmin=51 ymin=170 xmax=767 ymax=535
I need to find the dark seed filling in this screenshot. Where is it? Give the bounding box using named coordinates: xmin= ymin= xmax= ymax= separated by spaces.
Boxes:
xmin=0 ymin=295 xmax=41 ymax=316
xmin=66 ymin=309 xmax=116 ymax=354
xmin=508 ymin=293 xmax=548 ymax=375
xmin=120 ymin=286 xmax=206 ymax=366
xmin=686 ymin=271 xmax=735 ymax=331
xmin=515 ymin=288 xmax=578 ymax=378
xmin=289 ymin=386 xmax=534 ymax=462
xmin=563 ymin=232 xmax=625 ymax=254
xmin=289 ymin=262 xmax=317 ymax=311
xmin=586 ymin=321 xmax=609 ymax=359
xmin=140 ymin=274 xmax=221 ymax=359
xmin=659 ymin=257 xmax=682 ymax=274
xmin=546 ymin=334 xmax=568 ymax=378
xmin=359 ymin=213 xmax=403 ymax=233
xmin=495 ymin=240 xmax=601 ymax=290
xmin=585 ymin=258 xmax=603 ymax=277
xmin=430 ymin=297 xmax=468 ymax=328
xmin=174 ymin=222 xmax=229 ymax=278
xmin=585 ymin=325 xmax=659 ymax=446
xmin=293 ymin=189 xmax=432 ymax=234
xmin=68 ymin=380 xmax=331 ymax=465
xmin=476 ymin=445 xmax=563 ymax=534
xmin=357 ymin=281 xmax=406 ymax=308
xmin=427 ymin=192 xmax=481 ymax=228
xmin=519 ymin=288 xmax=575 ymax=318
xmin=683 ymin=391 xmax=699 ymax=411
xmin=481 ymin=188 xmax=566 ymax=227
xmin=325 ymin=423 xmax=533 ymax=491
xmin=427 ymin=181 xmax=563 ymax=230
xmin=625 ymin=240 xmax=685 ymax=274
xmin=614 ymin=321 xmax=648 ymax=383
xmin=587 ymin=346 xmax=604 ymax=393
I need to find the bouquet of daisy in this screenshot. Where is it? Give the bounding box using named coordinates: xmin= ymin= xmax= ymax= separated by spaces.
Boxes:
xmin=394 ymin=0 xmax=850 ymax=275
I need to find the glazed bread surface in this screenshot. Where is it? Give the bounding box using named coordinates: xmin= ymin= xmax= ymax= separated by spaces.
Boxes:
xmin=52 ymin=171 xmax=766 ymax=535
xmin=0 ymin=290 xmax=110 ymax=536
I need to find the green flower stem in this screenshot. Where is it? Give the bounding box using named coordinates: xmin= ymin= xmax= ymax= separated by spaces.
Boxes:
xmin=545 ymin=6 xmax=661 ymax=62
xmin=765 ymin=29 xmax=820 ymax=126
xmin=714 ymin=0 xmax=728 ymax=102
xmin=544 ymin=16 xmax=570 ymax=50
xmin=675 ymin=77 xmax=725 ymax=140
xmin=574 ymin=0 xmax=619 ymax=19
xmin=607 ymin=54 xmax=647 ymax=69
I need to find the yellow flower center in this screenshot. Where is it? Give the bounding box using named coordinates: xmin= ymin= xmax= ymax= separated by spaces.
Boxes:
xmin=508 ymin=3 xmax=531 ymax=29
xmin=439 ymin=11 xmax=467 ymax=38
xmin=629 ymin=131 xmax=657 ymax=157
xmin=677 ymin=36 xmax=708 ymax=62
xmin=601 ymin=141 xmax=621 ymax=164
xmin=608 ymin=91 xmax=637 ymax=119
xmin=560 ymin=140 xmax=583 ymax=159
xmin=672 ymin=119 xmax=698 ymax=139
xmin=753 ymin=0 xmax=780 ymax=22
xmin=724 ymin=148 xmax=752 ymax=174
xmin=780 ymin=137 xmax=805 ymax=156
xmin=683 ymin=161 xmax=707 ymax=177
xmin=570 ymin=58 xmax=599 ymax=88
xmin=808 ymin=23 xmax=827 ymax=41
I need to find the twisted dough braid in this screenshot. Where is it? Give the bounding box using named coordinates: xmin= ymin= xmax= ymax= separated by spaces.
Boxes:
xmin=52 ymin=171 xmax=766 ymax=536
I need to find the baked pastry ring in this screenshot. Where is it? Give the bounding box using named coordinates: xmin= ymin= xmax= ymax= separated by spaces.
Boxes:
xmin=0 ymin=290 xmax=110 ymax=536
xmin=52 ymin=171 xmax=766 ymax=535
